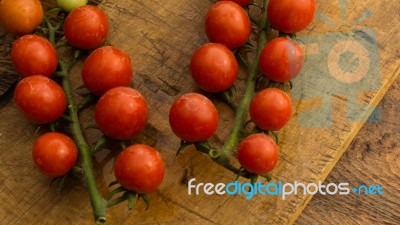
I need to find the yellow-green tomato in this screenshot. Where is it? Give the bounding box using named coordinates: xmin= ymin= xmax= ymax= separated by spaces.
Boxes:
xmin=57 ymin=0 xmax=88 ymax=12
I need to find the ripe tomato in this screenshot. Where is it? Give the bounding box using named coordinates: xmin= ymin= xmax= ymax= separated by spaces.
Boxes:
xmin=63 ymin=5 xmax=109 ymax=49
xmin=259 ymin=37 xmax=304 ymax=82
xmin=14 ymin=75 xmax=67 ymax=124
xmin=267 ymin=0 xmax=316 ymax=33
xmin=237 ymin=133 xmax=279 ymax=174
xmin=249 ymin=88 xmax=292 ymax=131
xmin=190 ymin=43 xmax=238 ymax=92
xmin=57 ymin=0 xmax=88 ymax=12
xmin=82 ymin=46 xmax=133 ymax=96
xmin=95 ymin=87 xmax=148 ymax=140
xmin=219 ymin=0 xmax=252 ymax=7
xmin=32 ymin=132 xmax=78 ymax=178
xmin=0 ymin=0 xmax=43 ymax=35
xmin=114 ymin=144 xmax=165 ymax=194
xmin=205 ymin=1 xmax=251 ymax=49
xmin=169 ymin=93 xmax=219 ymax=142
xmin=11 ymin=35 xmax=58 ymax=78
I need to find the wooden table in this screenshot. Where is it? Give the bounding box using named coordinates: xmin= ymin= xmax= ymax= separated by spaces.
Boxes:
xmin=297 ymin=77 xmax=400 ymax=224
xmin=297 ymin=1 xmax=400 ymax=223
xmin=0 ymin=0 xmax=399 ymax=224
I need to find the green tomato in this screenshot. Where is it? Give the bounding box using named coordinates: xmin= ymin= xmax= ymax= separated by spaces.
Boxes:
xmin=57 ymin=0 xmax=88 ymax=12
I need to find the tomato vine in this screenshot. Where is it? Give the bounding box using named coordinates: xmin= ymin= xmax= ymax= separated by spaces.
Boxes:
xmin=176 ymin=0 xmax=272 ymax=180
xmin=2 ymin=0 xmax=316 ymax=223
xmin=173 ymin=0 xmax=315 ymax=182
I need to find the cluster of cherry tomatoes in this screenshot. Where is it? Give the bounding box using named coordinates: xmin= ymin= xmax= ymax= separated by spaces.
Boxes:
xmin=169 ymin=0 xmax=315 ymax=175
xmin=2 ymin=0 xmax=165 ymax=195
xmin=1 ymin=0 xmax=316 ymax=221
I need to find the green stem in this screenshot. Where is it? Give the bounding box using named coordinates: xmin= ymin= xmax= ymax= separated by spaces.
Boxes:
xmin=59 ymin=62 xmax=107 ymax=224
xmin=218 ymin=0 xmax=269 ymax=164
xmin=46 ymin=18 xmax=106 ymax=224
xmin=44 ymin=17 xmax=58 ymax=45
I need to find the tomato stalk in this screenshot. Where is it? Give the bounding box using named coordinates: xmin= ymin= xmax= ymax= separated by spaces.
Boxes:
xmin=44 ymin=17 xmax=60 ymax=46
xmin=46 ymin=21 xmax=107 ymax=224
xmin=59 ymin=61 xmax=107 ymax=224
xmin=211 ymin=0 xmax=270 ymax=173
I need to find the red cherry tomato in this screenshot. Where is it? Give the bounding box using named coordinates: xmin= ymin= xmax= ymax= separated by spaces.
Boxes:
xmin=11 ymin=35 xmax=58 ymax=78
xmin=219 ymin=0 xmax=252 ymax=7
xmin=32 ymin=132 xmax=78 ymax=178
xmin=95 ymin=87 xmax=148 ymax=140
xmin=237 ymin=133 xmax=279 ymax=174
xmin=249 ymin=88 xmax=292 ymax=131
xmin=82 ymin=46 xmax=133 ymax=96
xmin=0 ymin=0 xmax=43 ymax=35
xmin=205 ymin=1 xmax=251 ymax=49
xmin=14 ymin=75 xmax=67 ymax=124
xmin=259 ymin=37 xmax=304 ymax=82
xmin=63 ymin=5 xmax=109 ymax=49
xmin=114 ymin=144 xmax=165 ymax=194
xmin=267 ymin=0 xmax=316 ymax=33
xmin=190 ymin=43 xmax=238 ymax=92
xmin=169 ymin=93 xmax=219 ymax=142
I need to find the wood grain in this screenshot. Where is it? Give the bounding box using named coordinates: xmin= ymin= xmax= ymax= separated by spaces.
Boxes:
xmin=297 ymin=77 xmax=400 ymax=225
xmin=0 ymin=0 xmax=399 ymax=225
xmin=0 ymin=31 xmax=18 ymax=106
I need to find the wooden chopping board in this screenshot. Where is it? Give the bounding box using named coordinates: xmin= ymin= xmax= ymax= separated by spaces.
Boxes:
xmin=0 ymin=0 xmax=399 ymax=224
xmin=0 ymin=32 xmax=18 ymax=107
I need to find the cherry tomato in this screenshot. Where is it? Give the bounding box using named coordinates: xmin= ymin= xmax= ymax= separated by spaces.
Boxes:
xmin=267 ymin=0 xmax=316 ymax=33
xmin=259 ymin=37 xmax=304 ymax=82
xmin=219 ymin=0 xmax=252 ymax=7
xmin=190 ymin=43 xmax=238 ymax=92
xmin=63 ymin=5 xmax=109 ymax=49
xmin=82 ymin=46 xmax=133 ymax=96
xmin=95 ymin=87 xmax=148 ymax=140
xmin=32 ymin=132 xmax=78 ymax=178
xmin=11 ymin=35 xmax=58 ymax=78
xmin=57 ymin=0 xmax=88 ymax=12
xmin=205 ymin=1 xmax=251 ymax=49
xmin=0 ymin=0 xmax=43 ymax=35
xmin=114 ymin=144 xmax=165 ymax=194
xmin=14 ymin=75 xmax=67 ymax=124
xmin=169 ymin=93 xmax=219 ymax=142
xmin=237 ymin=133 xmax=279 ymax=174
xmin=249 ymin=88 xmax=292 ymax=131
